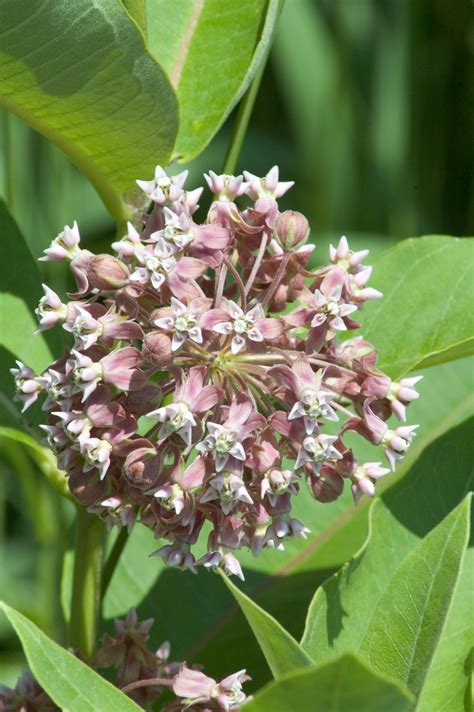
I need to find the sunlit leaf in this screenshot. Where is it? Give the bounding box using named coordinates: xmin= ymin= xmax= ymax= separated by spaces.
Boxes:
xmin=147 ymin=0 xmax=281 ymax=161
xmin=242 ymin=654 xmax=414 ymax=712
xmin=359 ymin=236 xmax=474 ymax=376
xmin=0 ymin=0 xmax=178 ymax=220
xmin=0 ymin=602 xmax=142 ymax=711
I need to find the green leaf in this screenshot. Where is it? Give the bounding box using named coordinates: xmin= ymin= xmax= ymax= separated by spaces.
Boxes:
xmin=0 ymin=602 xmax=142 ymax=711
xmin=0 ymin=0 xmax=178 ymax=220
xmin=242 ymin=654 xmax=414 ymax=712
xmin=146 ymin=0 xmax=281 ymax=161
xmin=0 ymin=200 xmax=62 ymax=427
xmin=358 ymin=497 xmax=470 ymax=695
xmin=415 ymin=531 xmax=474 ymax=711
xmin=301 ymin=418 xmax=474 ymax=698
xmin=220 ymin=573 xmax=314 ymax=679
xmin=359 ymin=236 xmax=474 ymax=377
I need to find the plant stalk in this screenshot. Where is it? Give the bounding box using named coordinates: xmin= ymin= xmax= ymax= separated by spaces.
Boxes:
xmin=68 ymin=507 xmax=105 ymax=659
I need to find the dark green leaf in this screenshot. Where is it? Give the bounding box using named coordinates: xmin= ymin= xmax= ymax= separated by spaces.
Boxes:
xmin=0 ymin=0 xmax=178 ymax=220
xmin=242 ymin=654 xmax=414 ymax=712
xmin=0 ymin=602 xmax=142 ymax=711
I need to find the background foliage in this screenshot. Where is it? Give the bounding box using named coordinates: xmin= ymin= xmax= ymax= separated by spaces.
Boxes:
xmin=0 ymin=0 xmax=472 ymax=709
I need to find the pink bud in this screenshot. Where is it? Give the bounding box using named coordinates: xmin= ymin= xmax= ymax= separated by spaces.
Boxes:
xmin=274 ymin=210 xmax=310 ymax=250
xmin=87 ymin=255 xmax=129 ymax=290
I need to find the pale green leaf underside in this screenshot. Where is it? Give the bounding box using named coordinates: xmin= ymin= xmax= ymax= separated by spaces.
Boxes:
xmin=0 ymin=602 xmax=142 ymax=711
xmin=147 ymin=0 xmax=278 ymax=161
xmin=242 ymin=654 xmax=414 ymax=712
xmin=0 ymin=0 xmax=178 ymax=219
xmin=221 ymin=573 xmax=314 ymax=679
xmin=359 ymin=236 xmax=474 ymax=377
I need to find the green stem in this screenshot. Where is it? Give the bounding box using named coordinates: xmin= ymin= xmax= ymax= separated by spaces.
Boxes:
xmin=68 ymin=508 xmax=105 ymax=659
xmin=101 ymin=526 xmax=130 ymax=598
xmin=222 ymin=0 xmax=285 ymax=175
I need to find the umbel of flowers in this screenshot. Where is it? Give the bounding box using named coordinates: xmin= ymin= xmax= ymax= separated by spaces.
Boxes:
xmin=12 ymin=166 xmax=421 ymax=580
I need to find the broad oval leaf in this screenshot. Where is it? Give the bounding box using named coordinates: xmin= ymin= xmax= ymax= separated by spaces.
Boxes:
xmin=0 ymin=602 xmax=142 ymax=712
xmin=0 ymin=0 xmax=178 ymax=220
xmin=301 ymin=419 xmax=474 ymax=698
xmin=242 ymin=654 xmax=414 ymax=712
xmin=359 ymin=236 xmax=474 ymax=377
xmin=220 ymin=573 xmax=314 ymax=679
xmin=0 ymin=200 xmax=62 ymax=427
xmin=146 ymin=0 xmax=281 ymax=161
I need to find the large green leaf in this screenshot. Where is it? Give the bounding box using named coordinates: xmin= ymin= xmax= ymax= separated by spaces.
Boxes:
xmin=101 ymin=359 xmax=474 ymax=689
xmin=0 ymin=602 xmax=141 ymax=711
xmin=359 ymin=236 xmax=474 ymax=376
xmin=0 ymin=200 xmax=62 ymax=427
xmin=146 ymin=0 xmax=281 ymax=161
xmin=220 ymin=573 xmax=313 ymax=679
xmin=242 ymin=654 xmax=414 ymax=712
xmin=358 ymin=497 xmax=470 ymax=695
xmin=0 ymin=0 xmax=178 ymax=220
xmin=415 ymin=541 xmax=473 ymax=711
xmin=301 ymin=419 xmax=474 ymax=697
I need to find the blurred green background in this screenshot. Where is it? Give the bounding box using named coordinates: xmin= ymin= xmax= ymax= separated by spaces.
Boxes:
xmin=0 ymin=0 xmax=473 ymax=687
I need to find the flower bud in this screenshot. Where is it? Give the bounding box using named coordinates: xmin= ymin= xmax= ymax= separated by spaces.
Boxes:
xmin=308 ymin=467 xmax=344 ymax=502
xmin=274 ymin=210 xmax=310 ymax=250
xmin=143 ymin=330 xmax=172 ymax=368
xmin=87 ymin=254 xmax=129 ymax=290
xmin=123 ymin=447 xmax=160 ymax=489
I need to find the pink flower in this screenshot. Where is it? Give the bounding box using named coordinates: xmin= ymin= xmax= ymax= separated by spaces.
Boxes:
xmin=136 ymin=165 xmax=188 ymax=205
xmin=39 ymin=221 xmax=81 ymax=262
xmin=269 ymin=354 xmax=338 ymax=434
xmin=35 ymin=284 xmax=67 ymax=332
xmin=244 ymin=165 xmax=294 ymax=200
xmin=202 ymin=300 xmax=283 ymax=354
xmin=153 ymin=297 xmax=209 ymax=351
xmin=10 ymin=361 xmax=44 ymax=411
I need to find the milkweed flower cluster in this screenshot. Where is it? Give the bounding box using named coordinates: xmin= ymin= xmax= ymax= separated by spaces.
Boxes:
xmin=11 ymin=165 xmax=421 ymax=580
xmin=0 ymin=609 xmax=250 ymax=711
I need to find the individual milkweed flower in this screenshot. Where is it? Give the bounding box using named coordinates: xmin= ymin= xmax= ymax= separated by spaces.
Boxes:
xmin=111 ymin=221 xmax=142 ymax=258
xmin=35 ymin=284 xmax=67 ymax=332
xmin=204 ymin=171 xmax=249 ymax=201
xmin=269 ymin=354 xmax=338 ymax=434
xmin=196 ymin=395 xmax=264 ymax=471
xmin=153 ymin=297 xmax=209 ymax=352
xmin=147 ymin=366 xmax=222 ymax=445
xmin=350 ymin=462 xmax=390 ymax=503
xmin=244 ymin=165 xmax=294 ymax=200
xmin=39 ymin=221 xmax=81 ymax=262
xmin=201 ymin=300 xmax=283 ymax=354
xmin=129 ymin=239 xmax=177 ymax=290
xmin=10 ymin=361 xmax=44 ymax=411
xmin=136 ymin=165 xmax=188 ymax=205
xmin=295 ymin=433 xmax=342 ymax=473
xmin=200 ymin=467 xmax=253 ymax=514
xmin=152 ymin=542 xmax=197 ymax=573
xmin=381 ymin=425 xmax=419 ymax=470
xmin=80 ymin=436 xmax=113 ymax=479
